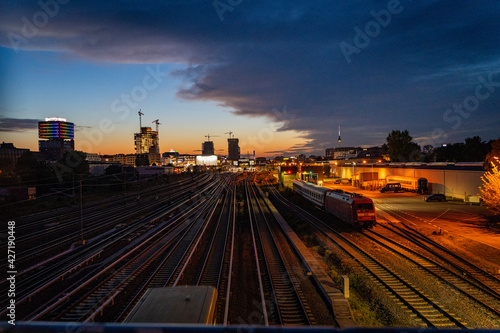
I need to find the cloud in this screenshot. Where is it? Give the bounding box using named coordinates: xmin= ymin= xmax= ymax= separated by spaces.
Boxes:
xmin=2 ymin=0 xmax=500 ymax=153
xmin=0 ymin=117 xmax=40 ymax=132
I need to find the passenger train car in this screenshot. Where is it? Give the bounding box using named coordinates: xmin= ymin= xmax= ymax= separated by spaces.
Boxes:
xmin=384 ymin=175 xmax=428 ymax=193
xmin=292 ymin=179 xmax=331 ymax=208
xmin=293 ymin=179 xmax=376 ymax=228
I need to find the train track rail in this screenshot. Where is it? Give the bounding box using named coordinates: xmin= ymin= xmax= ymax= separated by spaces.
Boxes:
xmin=246 ymin=177 xmax=312 ymax=326
xmin=375 ymin=205 xmax=500 ymax=295
xmin=0 ymin=175 xmax=220 ymax=320
xmin=28 ymin=178 xmax=226 ymax=323
xmin=3 ymin=175 xmax=212 ymax=271
xmin=361 ymin=226 xmax=500 ymax=323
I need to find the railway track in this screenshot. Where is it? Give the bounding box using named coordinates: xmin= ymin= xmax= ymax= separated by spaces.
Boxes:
xmin=245 ymin=177 xmax=312 ymax=326
xmin=0 ymin=175 xmax=220 ymax=320
xmin=3 ymin=175 xmax=211 ymax=271
xmin=27 ymin=177 xmax=227 ymax=323
xmin=361 ymin=226 xmax=500 ymax=323
xmin=389 ymin=222 xmax=500 ymax=294
xmin=266 ymin=184 xmax=467 ymax=328
xmin=375 ymin=205 xmax=500 ymax=295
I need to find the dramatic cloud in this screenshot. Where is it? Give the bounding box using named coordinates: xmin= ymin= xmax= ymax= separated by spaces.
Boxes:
xmin=0 ymin=117 xmax=40 ymax=132
xmin=2 ymin=0 xmax=499 ymax=153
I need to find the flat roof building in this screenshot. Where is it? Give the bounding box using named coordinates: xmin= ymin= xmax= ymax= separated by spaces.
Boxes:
xmin=38 ymin=118 xmax=74 ymax=160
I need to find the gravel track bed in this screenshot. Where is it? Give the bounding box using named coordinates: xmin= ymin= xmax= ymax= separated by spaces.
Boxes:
xmin=349 ymin=230 xmax=500 ymax=328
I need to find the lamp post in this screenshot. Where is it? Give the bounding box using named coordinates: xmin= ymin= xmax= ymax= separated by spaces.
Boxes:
xmin=443 ymin=169 xmax=446 ymax=196
xmin=352 ymin=162 xmax=356 ymax=188
xmin=80 ymin=179 xmax=84 ymax=245
xmin=371 ymin=162 xmax=374 ymax=191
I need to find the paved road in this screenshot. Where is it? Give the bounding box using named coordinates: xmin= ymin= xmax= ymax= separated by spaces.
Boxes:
xmin=323 ymin=181 xmax=500 ymax=251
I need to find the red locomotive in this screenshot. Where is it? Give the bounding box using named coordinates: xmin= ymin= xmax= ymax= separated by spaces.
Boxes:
xmin=293 ymin=179 xmax=376 ymax=228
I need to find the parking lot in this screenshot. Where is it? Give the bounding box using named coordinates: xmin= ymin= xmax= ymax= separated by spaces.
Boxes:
xmin=323 ymin=180 xmax=500 ymax=251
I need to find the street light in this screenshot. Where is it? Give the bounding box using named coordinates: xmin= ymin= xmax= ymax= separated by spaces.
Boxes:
xmin=79 ymin=179 xmax=85 ymax=245
xmin=371 ymin=162 xmax=374 ymax=191
xmin=352 ymin=162 xmax=356 ymax=188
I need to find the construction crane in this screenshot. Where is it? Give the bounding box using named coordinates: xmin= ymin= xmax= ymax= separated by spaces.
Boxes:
xmin=224 ymin=131 xmax=234 ymax=138
xmin=138 ymin=110 xmax=144 ymax=129
xmin=205 ymin=134 xmax=219 ymax=141
xmin=152 ymin=119 xmax=161 ymax=132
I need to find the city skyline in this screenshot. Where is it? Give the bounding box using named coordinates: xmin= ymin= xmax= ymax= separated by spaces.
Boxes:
xmin=1 ymin=1 xmax=500 ymax=157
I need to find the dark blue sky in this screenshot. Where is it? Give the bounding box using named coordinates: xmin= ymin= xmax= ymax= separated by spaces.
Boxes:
xmin=1 ymin=0 xmax=499 ymax=155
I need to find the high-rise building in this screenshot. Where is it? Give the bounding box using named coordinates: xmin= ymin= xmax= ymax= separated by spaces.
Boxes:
xmin=38 ymin=117 xmax=75 ymax=160
xmin=227 ymin=138 xmax=240 ymax=161
xmin=134 ymin=127 xmax=160 ymax=165
xmin=202 ymin=141 xmax=215 ymax=155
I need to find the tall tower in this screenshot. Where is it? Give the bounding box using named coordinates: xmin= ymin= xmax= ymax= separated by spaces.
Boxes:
xmin=226 ymin=131 xmax=240 ymax=161
xmin=38 ymin=117 xmax=74 ymax=160
xmin=227 ymin=138 xmax=240 ymax=161
xmin=338 ymin=125 xmax=342 ymax=147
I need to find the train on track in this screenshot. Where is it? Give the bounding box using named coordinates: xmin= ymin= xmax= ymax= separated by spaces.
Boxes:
xmin=293 ymin=179 xmax=376 ymax=228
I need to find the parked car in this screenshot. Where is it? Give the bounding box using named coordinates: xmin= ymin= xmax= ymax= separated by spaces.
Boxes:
xmin=424 ymin=194 xmax=447 ymax=202
xmin=334 ymin=178 xmax=351 ymax=185
xmin=380 ymin=183 xmax=402 ymax=193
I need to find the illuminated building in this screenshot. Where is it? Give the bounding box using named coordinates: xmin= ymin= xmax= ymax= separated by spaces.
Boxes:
xmin=134 ymin=127 xmax=160 ymax=165
xmin=196 ymin=155 xmax=218 ymax=166
xmin=38 ymin=117 xmax=75 ymax=160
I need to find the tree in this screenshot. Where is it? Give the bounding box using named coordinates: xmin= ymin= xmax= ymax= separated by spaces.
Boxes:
xmin=463 ymin=136 xmax=489 ymax=162
xmin=484 ymin=138 xmax=500 ymax=171
xmin=435 ymin=136 xmax=491 ymax=163
xmin=16 ymin=151 xmax=53 ymax=184
xmin=480 ymin=162 xmax=500 ymax=216
xmin=55 ymin=151 xmax=89 ymax=181
xmin=105 ymin=164 xmax=123 ymax=175
xmin=384 ymin=130 xmax=421 ymax=162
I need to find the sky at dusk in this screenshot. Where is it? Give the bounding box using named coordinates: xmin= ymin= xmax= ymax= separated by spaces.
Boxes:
xmin=1 ymin=1 xmax=499 ymax=157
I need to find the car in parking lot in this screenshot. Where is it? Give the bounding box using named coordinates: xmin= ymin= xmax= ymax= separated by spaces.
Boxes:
xmin=380 ymin=183 xmax=402 ymax=193
xmin=424 ymin=193 xmax=447 ymax=202
xmin=334 ymin=178 xmax=351 ymax=185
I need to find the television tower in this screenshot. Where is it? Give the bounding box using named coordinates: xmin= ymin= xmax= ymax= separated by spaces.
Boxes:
xmin=338 ymin=125 xmax=341 ymax=147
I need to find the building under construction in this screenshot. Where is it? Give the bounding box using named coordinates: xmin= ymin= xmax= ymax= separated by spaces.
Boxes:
xmin=202 ymin=141 xmax=215 ymax=156
xmin=227 ymin=132 xmax=240 ymax=161
xmin=134 ymin=111 xmax=161 ymax=165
